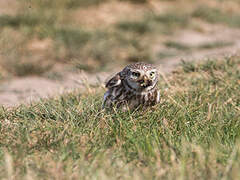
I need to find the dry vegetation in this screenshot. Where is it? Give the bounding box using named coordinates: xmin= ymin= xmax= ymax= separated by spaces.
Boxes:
xmin=1 ymin=0 xmax=240 ymax=80
xmin=1 ymin=1 xmax=240 ymax=179
xmin=0 ymin=56 xmax=240 ymax=179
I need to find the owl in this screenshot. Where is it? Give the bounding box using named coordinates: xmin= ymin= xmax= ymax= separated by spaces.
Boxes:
xmin=102 ymin=62 xmax=160 ymax=111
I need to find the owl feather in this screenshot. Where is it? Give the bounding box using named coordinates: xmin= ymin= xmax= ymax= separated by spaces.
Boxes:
xmin=102 ymin=62 xmax=160 ymax=111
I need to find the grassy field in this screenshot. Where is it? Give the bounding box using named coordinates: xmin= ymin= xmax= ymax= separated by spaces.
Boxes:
xmin=0 ymin=56 xmax=240 ymax=179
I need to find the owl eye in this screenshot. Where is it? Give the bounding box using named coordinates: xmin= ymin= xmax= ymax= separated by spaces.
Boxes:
xmin=131 ymin=71 xmax=140 ymax=78
xmin=149 ymin=72 xmax=155 ymax=78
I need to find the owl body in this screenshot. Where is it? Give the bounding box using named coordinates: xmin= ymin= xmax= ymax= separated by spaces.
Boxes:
xmin=102 ymin=62 xmax=160 ymax=110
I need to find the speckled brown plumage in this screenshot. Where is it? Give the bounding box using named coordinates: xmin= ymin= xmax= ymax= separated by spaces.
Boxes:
xmin=102 ymin=62 xmax=160 ymax=110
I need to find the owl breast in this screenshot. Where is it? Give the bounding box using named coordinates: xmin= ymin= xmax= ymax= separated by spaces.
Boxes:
xmin=102 ymin=80 xmax=160 ymax=110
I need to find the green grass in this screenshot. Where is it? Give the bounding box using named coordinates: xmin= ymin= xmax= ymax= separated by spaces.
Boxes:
xmin=0 ymin=56 xmax=240 ymax=179
xmin=157 ymin=50 xmax=178 ymax=59
xmin=116 ymin=20 xmax=151 ymax=34
xmin=115 ymin=11 xmax=191 ymax=35
xmin=0 ymin=11 xmax=93 ymax=74
xmin=0 ymin=14 xmax=43 ymax=28
xmin=24 ymin=0 xmax=106 ymax=9
xmin=192 ymin=6 xmax=240 ymax=28
xmin=52 ymin=27 xmax=92 ymax=56
xmin=154 ymin=13 xmax=189 ymax=27
xmin=120 ymin=0 xmax=148 ymax=3
xmin=197 ymin=41 xmax=234 ymax=50
xmin=7 ymin=61 xmax=53 ymax=77
xmin=162 ymin=40 xmax=234 ymax=52
xmin=164 ymin=41 xmax=191 ymax=51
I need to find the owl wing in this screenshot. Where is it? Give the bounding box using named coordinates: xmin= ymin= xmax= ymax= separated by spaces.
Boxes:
xmin=105 ymin=72 xmax=122 ymax=89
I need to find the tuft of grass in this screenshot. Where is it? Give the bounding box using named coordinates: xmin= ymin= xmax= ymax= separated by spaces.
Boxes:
xmin=65 ymin=0 xmax=105 ymax=8
xmin=148 ymin=12 xmax=191 ymax=35
xmin=164 ymin=41 xmax=191 ymax=51
xmin=126 ymin=53 xmax=152 ymax=63
xmin=0 ymin=56 xmax=240 ymax=179
xmin=157 ymin=50 xmax=178 ymax=59
xmin=116 ymin=20 xmax=151 ymax=34
xmin=163 ymin=40 xmax=234 ymax=53
xmin=10 ymin=62 xmax=53 ymax=77
xmin=0 ymin=13 xmax=91 ymax=49
xmin=0 ymin=29 xmax=54 ymax=77
xmin=120 ymin=0 xmax=148 ymax=3
xmin=0 ymin=55 xmax=54 ymax=77
xmin=52 ymin=27 xmax=91 ymax=50
xmin=197 ymin=41 xmax=234 ymax=49
xmin=154 ymin=13 xmax=190 ymax=27
xmin=0 ymin=14 xmax=41 ymax=28
xmin=26 ymin=0 xmax=106 ymax=9
xmin=180 ymin=60 xmax=198 ymax=73
xmin=192 ymin=6 xmax=240 ymax=28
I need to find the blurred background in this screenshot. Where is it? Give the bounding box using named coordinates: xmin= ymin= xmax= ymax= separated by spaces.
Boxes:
xmin=0 ymin=0 xmax=240 ymax=106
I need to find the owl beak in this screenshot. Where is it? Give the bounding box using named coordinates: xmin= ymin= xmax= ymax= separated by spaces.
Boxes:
xmin=139 ymin=75 xmax=150 ymax=87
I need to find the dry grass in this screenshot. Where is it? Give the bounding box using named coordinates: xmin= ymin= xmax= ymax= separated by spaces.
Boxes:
xmin=0 ymin=56 xmax=240 ymax=179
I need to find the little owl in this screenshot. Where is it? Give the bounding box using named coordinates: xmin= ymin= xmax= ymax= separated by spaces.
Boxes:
xmin=102 ymin=62 xmax=160 ymax=110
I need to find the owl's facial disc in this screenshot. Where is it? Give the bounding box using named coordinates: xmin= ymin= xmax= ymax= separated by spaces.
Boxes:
xmin=127 ymin=69 xmax=157 ymax=91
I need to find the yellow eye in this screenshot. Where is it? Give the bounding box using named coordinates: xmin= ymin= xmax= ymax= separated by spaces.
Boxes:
xmin=150 ymin=72 xmax=155 ymax=78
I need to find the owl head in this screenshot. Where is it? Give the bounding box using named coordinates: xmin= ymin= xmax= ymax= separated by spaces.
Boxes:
xmin=123 ymin=62 xmax=158 ymax=92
